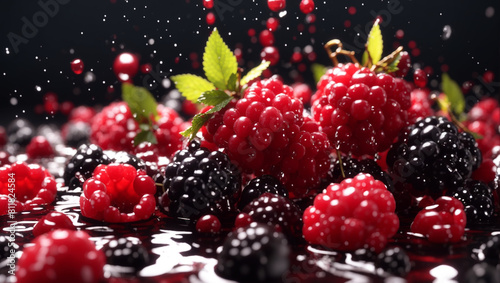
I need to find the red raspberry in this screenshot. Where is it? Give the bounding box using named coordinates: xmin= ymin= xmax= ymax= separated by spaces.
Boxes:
xmin=16 ymin=230 xmax=105 ymax=283
xmin=90 ymin=102 xmax=184 ymax=157
xmin=312 ymin=63 xmax=411 ymax=155
xmin=79 ymin=164 xmax=156 ymax=222
xmin=413 ymin=69 xmax=428 ymax=88
xmin=26 ymin=136 xmax=54 ymax=159
xmin=410 ymin=196 xmax=466 ymax=243
xmin=203 ymin=77 xmax=331 ymax=197
xmin=196 ymin=214 xmax=221 ymax=234
xmin=391 ymin=51 xmax=411 ymax=78
xmin=303 ymin=173 xmax=399 ymax=252
xmin=407 ymin=88 xmax=434 ymax=124
xmin=0 ymin=162 xmax=57 ymax=215
xmin=33 ymin=211 xmax=75 ymax=237
xmin=69 ymin=105 xmax=96 ymax=123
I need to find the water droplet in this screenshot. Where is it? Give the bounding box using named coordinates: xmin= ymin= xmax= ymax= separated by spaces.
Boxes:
xmin=486 ymin=7 xmax=495 ymax=18
xmin=84 ymin=72 xmax=96 ymax=83
xmin=442 ymin=25 xmax=452 ymax=40
xmin=35 ymin=86 xmax=42 ymax=92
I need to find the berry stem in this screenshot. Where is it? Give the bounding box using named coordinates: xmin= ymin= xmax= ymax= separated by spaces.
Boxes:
xmin=324 ymin=39 xmax=359 ymax=66
xmin=336 ymin=148 xmax=346 ymax=179
xmin=371 ymin=46 xmax=404 ymax=72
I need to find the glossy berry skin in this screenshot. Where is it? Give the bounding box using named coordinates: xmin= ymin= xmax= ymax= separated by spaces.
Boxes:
xmin=238 ymin=175 xmax=288 ymax=210
xmin=303 ymin=173 xmax=399 ymax=252
xmin=102 ymin=238 xmax=149 ymax=272
xmin=267 ymin=0 xmax=286 ymax=12
xmin=299 ymin=0 xmax=315 ymax=14
xmin=16 ymin=230 xmax=105 ymax=283
xmin=63 ymin=144 xmax=111 ymax=191
xmin=216 ymin=223 xmax=290 ymax=282
xmin=241 ymin=193 xmax=302 ymax=239
xmin=26 ymin=136 xmax=54 ymax=159
xmin=387 ymin=116 xmax=482 ymax=197
xmin=266 ymin=17 xmax=279 ymax=31
xmin=407 ymin=89 xmax=434 ymax=124
xmin=203 ymin=0 xmax=214 ymax=9
xmin=259 ymin=30 xmax=275 ymax=47
xmin=33 ymin=211 xmax=75 ymax=237
xmin=413 ymin=69 xmax=428 ymax=88
xmin=161 ymin=140 xmax=241 ymax=220
xmin=260 ymin=46 xmax=280 ymax=66
xmin=90 ymin=102 xmax=184 ymax=156
xmin=0 ymin=162 xmax=57 ymax=215
xmin=203 ymin=78 xmax=331 ymax=198
xmin=206 ymin=12 xmax=215 ymax=25
xmin=195 ymin=214 xmax=221 ymax=234
xmin=113 ymin=52 xmax=139 ymax=82
xmin=375 ymin=247 xmax=411 ymax=277
xmin=80 ymin=164 xmax=156 ymax=223
xmin=452 ymin=179 xmax=495 ymax=225
xmin=393 ymin=51 xmax=411 ymax=78
xmin=410 ymin=196 xmax=466 ymax=243
xmin=70 ymin=59 xmax=84 ymax=75
xmin=312 ymin=63 xmax=412 ymax=156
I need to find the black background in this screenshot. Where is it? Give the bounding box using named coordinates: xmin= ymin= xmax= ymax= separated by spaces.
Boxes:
xmin=0 ymin=0 xmax=499 ymax=126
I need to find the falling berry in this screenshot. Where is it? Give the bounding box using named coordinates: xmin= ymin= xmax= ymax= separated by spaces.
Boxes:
xmin=268 ymin=0 xmax=286 ymax=12
xmin=113 ymin=52 xmax=139 ymax=82
xmin=260 ymin=46 xmax=280 ymax=66
xmin=266 ymin=17 xmax=279 ymax=31
xmin=70 ymin=59 xmax=84 ymax=75
xmin=413 ymin=69 xmax=428 ymax=88
xmin=259 ymin=30 xmax=275 ymax=47
xmin=203 ymin=0 xmax=214 ymax=9
xmin=140 ymin=63 xmax=152 ymax=74
xmin=300 ymin=0 xmax=315 ymax=14
xmin=206 ymin=12 xmax=216 ymax=25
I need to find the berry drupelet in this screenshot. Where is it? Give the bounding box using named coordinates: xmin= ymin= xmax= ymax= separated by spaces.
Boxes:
xmin=63 ymin=144 xmax=111 ymax=191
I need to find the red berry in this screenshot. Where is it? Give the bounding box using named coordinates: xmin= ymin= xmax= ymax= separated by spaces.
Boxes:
xmin=413 ymin=69 xmax=428 ymax=88
xmin=196 ymin=214 xmax=221 ymax=234
xmin=472 ymin=158 xmax=497 ymax=184
xmin=268 ymin=0 xmax=286 ymax=12
xmin=300 ymin=0 xmax=315 ymax=14
xmin=33 ymin=211 xmax=75 ymax=237
xmin=393 ymin=51 xmax=411 ymax=78
xmin=260 ymin=46 xmax=280 ymax=66
xmin=266 ymin=17 xmax=279 ymax=31
xmin=59 ymin=101 xmax=74 ymax=116
xmin=26 ymin=136 xmax=54 ymax=159
xmin=203 ymin=0 xmax=214 ymax=9
xmin=113 ymin=52 xmax=139 ymax=82
xmin=70 ymin=58 xmax=84 ymax=75
xmin=259 ymin=30 xmax=275 ymax=47
xmin=206 ymin=12 xmax=216 ymax=25
xmin=16 ymin=230 xmax=105 ymax=283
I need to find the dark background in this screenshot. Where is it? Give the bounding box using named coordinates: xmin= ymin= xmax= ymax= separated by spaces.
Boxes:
xmin=0 ymin=0 xmax=499 ymax=126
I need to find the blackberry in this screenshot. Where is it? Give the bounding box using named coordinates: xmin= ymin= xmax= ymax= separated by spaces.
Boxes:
xmin=7 ymin=118 xmax=35 ymax=147
xmin=160 ymin=140 xmax=241 ymax=220
xmin=238 ymin=175 xmax=288 ymax=210
xmin=330 ymin=157 xmax=395 ymax=192
xmin=464 ymin=263 xmax=500 ymax=283
xmin=216 ymin=223 xmax=290 ymax=282
xmin=102 ymin=238 xmax=149 ymax=272
xmin=387 ymin=116 xmax=482 ymax=197
xmin=375 ymin=247 xmax=411 ymax=277
xmin=110 ymin=151 xmax=147 ymax=171
xmin=479 ymin=235 xmax=500 ymax=265
xmin=241 ymin=193 xmax=302 ymax=239
xmin=64 ymin=121 xmax=90 ymax=148
xmin=63 ymin=144 xmax=111 ymax=191
xmin=451 ymin=179 xmax=495 ymax=225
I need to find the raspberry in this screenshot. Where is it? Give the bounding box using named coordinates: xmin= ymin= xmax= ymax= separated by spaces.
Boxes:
xmin=7 ymin=118 xmax=35 ymax=147
xmin=410 ymin=196 xmax=466 ymax=243
xmin=387 ymin=116 xmax=482 ymax=198
xmin=16 ymin=230 xmax=105 ymax=283
xmin=413 ymin=69 xmax=428 ymax=88
xmin=90 ymin=102 xmax=184 ymax=156
xmin=216 ymin=223 xmax=290 ymax=282
xmin=195 ymin=214 xmax=221 ymax=234
xmin=392 ymin=51 xmax=411 ymax=78
xmin=407 ymin=89 xmax=434 ymax=124
xmin=80 ymin=164 xmax=156 ymax=222
xmin=472 ymin=158 xmax=497 ymax=183
xmin=63 ymin=144 xmax=111 ymax=191
xmin=451 ymin=179 xmax=495 ymax=225
xmin=102 ymin=238 xmax=149 ymax=273
xmin=0 ymin=151 xmax=11 ymax=166
xmin=238 ymin=174 xmax=288 ymax=210
xmin=240 ymin=193 xmax=302 ymax=239
xmin=160 ymin=140 xmax=241 ymax=220
xmin=303 ymin=173 xmax=399 ymax=252
xmin=33 ymin=211 xmax=75 ymax=237
xmin=312 ymin=63 xmax=411 ymax=156
xmin=204 ymin=77 xmax=331 ymax=198
xmin=375 ymin=247 xmax=411 ymax=277
xmin=0 ymin=162 xmax=57 ymax=215
xmin=62 ymin=121 xmax=91 ymax=148
xmin=26 ymin=136 xmax=54 ymax=159
xmin=68 ymin=105 xmax=96 ymax=123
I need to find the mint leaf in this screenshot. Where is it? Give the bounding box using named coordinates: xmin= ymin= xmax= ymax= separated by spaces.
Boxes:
xmin=311 ymin=63 xmax=328 ymax=84
xmin=240 ymin=61 xmax=271 ymax=86
xmin=203 ymin=28 xmax=238 ymax=90
xmin=362 ymin=20 xmax=383 ymax=66
xmin=227 ymin=73 xmax=238 ymax=91
xmin=385 ymin=52 xmax=401 ymax=73
xmin=122 ymin=83 xmax=159 ymax=123
xmin=442 ymin=73 xmax=465 ymax=114
xmin=181 ymin=96 xmax=233 ymax=139
xmin=171 ymin=74 xmax=216 ymax=102
xmin=134 ymin=130 xmax=157 ymax=146
xmin=198 ymin=90 xmax=231 ymax=106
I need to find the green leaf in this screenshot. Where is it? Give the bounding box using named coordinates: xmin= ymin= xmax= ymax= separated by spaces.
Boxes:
xmin=385 ymin=53 xmax=401 ymax=73
xmin=122 ymin=83 xmax=159 ymax=122
xmin=470 ymin=131 xmax=484 ymax=140
xmin=197 ymin=90 xmax=231 ymax=106
xmin=442 ymin=73 xmax=465 ymax=114
xmin=311 ymin=63 xmax=328 ymax=84
xmin=203 ymin=28 xmax=238 ymax=90
xmin=134 ymin=130 xmax=158 ymax=146
xmin=227 ymin=73 xmax=238 ymax=91
xmin=181 ymin=96 xmax=233 ymax=139
xmin=240 ymin=61 xmax=271 ymax=86
xmin=171 ymin=74 xmax=216 ymax=102
xmin=361 ymin=20 xmax=383 ymax=66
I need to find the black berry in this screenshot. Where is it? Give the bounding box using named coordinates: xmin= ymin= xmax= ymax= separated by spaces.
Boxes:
xmin=375 ymin=247 xmax=411 ymax=277
xmin=238 ymin=175 xmax=288 ymax=210
xmin=102 ymin=238 xmax=149 ymax=272
xmin=63 ymin=144 xmax=111 ymax=191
